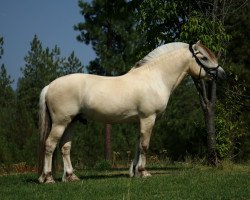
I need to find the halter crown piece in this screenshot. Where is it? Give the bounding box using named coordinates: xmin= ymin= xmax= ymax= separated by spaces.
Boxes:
xmin=189 ymin=43 xmax=220 ymax=79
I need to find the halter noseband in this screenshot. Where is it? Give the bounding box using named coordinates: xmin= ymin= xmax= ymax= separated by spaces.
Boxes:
xmin=189 ymin=44 xmax=220 ymax=79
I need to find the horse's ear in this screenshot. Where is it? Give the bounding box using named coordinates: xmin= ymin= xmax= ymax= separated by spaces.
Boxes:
xmin=193 ymin=40 xmax=202 ymax=51
xmin=193 ymin=41 xmax=199 ymax=51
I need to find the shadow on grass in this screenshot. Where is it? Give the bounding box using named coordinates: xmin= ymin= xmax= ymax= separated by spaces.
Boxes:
xmin=80 ymin=173 xmax=128 ymax=180
xmin=23 ymin=165 xmax=188 ymax=183
xmin=79 ymin=166 xmax=186 ymax=180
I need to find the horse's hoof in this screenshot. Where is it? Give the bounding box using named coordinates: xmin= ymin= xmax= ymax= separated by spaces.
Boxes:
xmin=134 ymin=167 xmax=152 ymax=178
xmin=141 ymin=170 xmax=152 ymax=178
xmin=63 ymin=173 xmax=80 ymax=182
xmin=38 ymin=172 xmax=55 ymax=184
xmin=44 ymin=178 xmax=56 ymax=184
xmin=129 ymin=163 xmax=152 ymax=178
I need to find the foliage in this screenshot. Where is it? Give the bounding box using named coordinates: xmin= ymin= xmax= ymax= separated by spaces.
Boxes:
xmin=153 ymin=78 xmax=206 ymax=160
xmin=0 ymin=35 xmax=84 ymax=166
xmin=216 ymin=64 xmax=249 ymax=159
xmin=94 ymin=159 xmax=112 ymax=171
xmin=179 ymin=2 xmax=248 ymax=161
xmin=17 ymin=35 xmax=84 ymax=122
xmin=71 ymin=121 xmax=105 ymax=168
xmin=180 ymin=12 xmax=231 ymax=54
xmin=75 ymin=0 xmax=144 ymax=74
xmin=0 ymin=38 xmax=14 ymax=107
xmin=224 ymin=2 xmax=250 ymax=160
xmin=0 ymin=1 xmax=249 ymax=169
xmin=0 ymin=65 xmax=14 ymax=106
xmin=73 ymin=0 xmax=250 ymax=163
xmin=74 ymin=0 xmax=204 ymax=162
xmin=0 ymin=38 xmax=16 ymax=164
xmin=135 ymin=0 xmax=187 ymax=51
xmin=60 ymin=51 xmax=84 ymax=75
xmin=17 ymin=35 xmax=62 ymax=122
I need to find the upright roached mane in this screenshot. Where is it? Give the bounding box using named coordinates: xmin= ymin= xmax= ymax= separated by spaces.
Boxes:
xmin=135 ymin=42 xmax=188 ymax=67
xmin=38 ymin=41 xmax=225 ymax=183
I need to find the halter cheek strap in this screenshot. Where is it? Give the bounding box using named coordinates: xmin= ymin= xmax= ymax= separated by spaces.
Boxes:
xmin=189 ymin=44 xmax=220 ymax=79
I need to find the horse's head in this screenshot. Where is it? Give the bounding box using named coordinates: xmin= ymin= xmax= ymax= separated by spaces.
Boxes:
xmin=188 ymin=41 xmax=226 ymax=80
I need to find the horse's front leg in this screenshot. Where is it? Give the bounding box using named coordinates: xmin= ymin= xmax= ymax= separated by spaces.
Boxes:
xmin=129 ymin=114 xmax=156 ymax=177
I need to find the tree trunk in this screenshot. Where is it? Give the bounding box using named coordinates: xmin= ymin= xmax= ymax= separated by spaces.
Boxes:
xmin=204 ymin=96 xmax=218 ymax=165
xmin=193 ymin=78 xmax=219 ymax=165
xmin=104 ymin=124 xmax=112 ymax=161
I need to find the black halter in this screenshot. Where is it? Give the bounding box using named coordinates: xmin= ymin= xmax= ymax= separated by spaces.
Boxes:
xmin=189 ymin=44 xmax=220 ymax=79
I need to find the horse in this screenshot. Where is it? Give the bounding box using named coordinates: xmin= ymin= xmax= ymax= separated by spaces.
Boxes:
xmin=38 ymin=41 xmax=226 ymax=183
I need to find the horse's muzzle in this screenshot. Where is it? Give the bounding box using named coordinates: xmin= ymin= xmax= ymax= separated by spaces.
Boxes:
xmin=217 ymin=67 xmax=226 ymax=80
xmin=209 ymin=66 xmax=226 ymax=80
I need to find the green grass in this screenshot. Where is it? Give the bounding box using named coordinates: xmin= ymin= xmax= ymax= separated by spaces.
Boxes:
xmin=0 ymin=164 xmax=249 ymax=200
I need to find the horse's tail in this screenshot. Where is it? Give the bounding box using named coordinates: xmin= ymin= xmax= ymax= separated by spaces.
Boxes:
xmin=38 ymin=85 xmax=51 ymax=175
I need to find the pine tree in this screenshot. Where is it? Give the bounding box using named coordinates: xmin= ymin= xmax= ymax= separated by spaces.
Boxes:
xmin=16 ymin=35 xmax=85 ymax=166
xmin=75 ymin=0 xmax=145 ymax=162
xmin=60 ymin=51 xmax=84 ymax=75
xmin=74 ymin=0 xmax=249 ymax=163
xmin=0 ymin=37 xmax=16 ymax=164
xmin=17 ymin=35 xmax=63 ymax=122
xmin=75 ymin=0 xmax=143 ymax=75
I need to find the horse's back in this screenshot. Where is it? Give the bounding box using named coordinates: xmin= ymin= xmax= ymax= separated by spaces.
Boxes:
xmin=45 ymin=72 xmax=167 ymax=123
xmin=45 ymin=73 xmax=139 ymax=123
xmin=47 ymin=73 xmax=86 ymax=101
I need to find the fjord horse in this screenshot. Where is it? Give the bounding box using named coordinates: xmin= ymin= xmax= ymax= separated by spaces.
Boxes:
xmin=38 ymin=41 xmax=225 ymax=183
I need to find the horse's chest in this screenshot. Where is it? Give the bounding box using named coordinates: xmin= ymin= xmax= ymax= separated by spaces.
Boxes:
xmin=139 ymin=92 xmax=168 ymax=115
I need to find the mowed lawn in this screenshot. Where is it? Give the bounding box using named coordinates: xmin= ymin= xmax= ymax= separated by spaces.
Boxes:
xmin=0 ymin=164 xmax=249 ymax=200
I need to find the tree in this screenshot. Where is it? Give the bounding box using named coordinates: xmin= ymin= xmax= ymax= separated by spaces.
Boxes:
xmin=180 ymin=0 xmax=249 ymax=164
xmin=0 ymin=65 xmax=14 ymax=107
xmin=16 ymin=35 xmax=84 ymax=167
xmin=0 ymin=37 xmax=16 ymax=164
xmin=75 ymin=0 xmax=145 ymax=161
xmin=87 ymin=58 xmax=105 ymax=75
xmin=219 ymin=2 xmax=250 ymax=160
xmin=0 ymin=38 xmax=13 ymax=100
xmin=61 ymin=51 xmax=84 ymax=75
xmin=17 ymin=35 xmax=83 ymax=121
xmin=180 ymin=10 xmax=228 ymax=165
xmin=135 ymin=0 xmax=190 ymax=51
xmin=74 ymin=0 xmax=249 ymax=164
xmin=75 ymin=0 xmax=143 ymax=74
xmin=17 ymin=35 xmax=63 ymax=121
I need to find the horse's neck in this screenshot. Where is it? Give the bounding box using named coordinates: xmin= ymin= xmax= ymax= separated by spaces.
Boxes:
xmin=128 ymin=47 xmax=190 ymax=95
xmin=150 ymin=48 xmax=190 ymax=93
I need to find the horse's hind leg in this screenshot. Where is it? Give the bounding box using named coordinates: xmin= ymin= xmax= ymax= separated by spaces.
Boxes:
xmin=38 ymin=123 xmax=67 ymax=183
xmin=59 ymin=123 xmax=80 ymax=182
xmin=129 ymin=114 xmax=156 ymax=177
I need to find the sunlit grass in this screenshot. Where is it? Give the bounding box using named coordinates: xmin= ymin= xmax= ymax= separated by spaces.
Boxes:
xmin=0 ymin=163 xmax=249 ymax=200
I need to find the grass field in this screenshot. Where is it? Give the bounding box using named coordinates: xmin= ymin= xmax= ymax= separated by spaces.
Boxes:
xmin=0 ymin=163 xmax=249 ymax=200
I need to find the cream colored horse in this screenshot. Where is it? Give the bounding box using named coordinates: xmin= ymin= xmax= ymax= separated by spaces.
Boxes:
xmin=38 ymin=41 xmax=225 ymax=183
